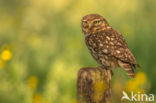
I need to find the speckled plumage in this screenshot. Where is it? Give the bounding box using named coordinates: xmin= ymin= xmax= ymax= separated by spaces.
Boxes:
xmin=81 ymin=14 xmax=140 ymax=78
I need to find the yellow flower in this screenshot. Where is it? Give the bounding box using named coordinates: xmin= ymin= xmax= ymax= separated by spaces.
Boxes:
xmin=125 ymin=72 xmax=147 ymax=92
xmin=135 ymin=72 xmax=146 ymax=85
xmin=33 ymin=93 xmax=43 ymax=103
xmin=125 ymin=80 xmax=138 ymax=92
xmin=1 ymin=49 xmax=12 ymax=61
xmin=28 ymin=76 xmax=39 ymax=89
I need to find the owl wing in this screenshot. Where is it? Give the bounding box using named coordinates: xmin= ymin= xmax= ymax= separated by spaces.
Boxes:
xmin=99 ymin=29 xmax=138 ymax=65
xmin=86 ymin=28 xmax=140 ymax=78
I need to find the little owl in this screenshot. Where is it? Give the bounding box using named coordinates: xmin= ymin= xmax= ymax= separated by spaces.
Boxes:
xmin=81 ymin=14 xmax=140 ymax=78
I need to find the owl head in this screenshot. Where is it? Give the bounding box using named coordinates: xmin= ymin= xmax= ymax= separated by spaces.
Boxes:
xmin=81 ymin=14 xmax=109 ymax=35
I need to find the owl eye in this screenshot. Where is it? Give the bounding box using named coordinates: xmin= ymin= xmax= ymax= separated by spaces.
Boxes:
xmin=83 ymin=21 xmax=88 ymax=24
xmin=93 ymin=20 xmax=100 ymax=24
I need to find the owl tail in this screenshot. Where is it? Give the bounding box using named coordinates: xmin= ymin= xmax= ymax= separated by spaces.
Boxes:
xmin=118 ymin=61 xmax=135 ymax=78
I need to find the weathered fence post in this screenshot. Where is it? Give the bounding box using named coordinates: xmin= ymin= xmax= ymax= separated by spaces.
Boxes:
xmin=77 ymin=67 xmax=112 ymax=103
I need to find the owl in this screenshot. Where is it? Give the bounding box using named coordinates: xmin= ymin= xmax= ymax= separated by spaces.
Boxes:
xmin=81 ymin=14 xmax=140 ymax=78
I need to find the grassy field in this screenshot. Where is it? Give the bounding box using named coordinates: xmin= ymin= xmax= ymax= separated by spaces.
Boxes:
xmin=0 ymin=0 xmax=156 ymax=103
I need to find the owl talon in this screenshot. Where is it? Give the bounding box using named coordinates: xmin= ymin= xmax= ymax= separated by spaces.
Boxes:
xmin=111 ymin=70 xmax=114 ymax=76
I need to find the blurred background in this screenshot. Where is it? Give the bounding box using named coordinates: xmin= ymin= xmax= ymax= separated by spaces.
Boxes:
xmin=0 ymin=0 xmax=156 ymax=103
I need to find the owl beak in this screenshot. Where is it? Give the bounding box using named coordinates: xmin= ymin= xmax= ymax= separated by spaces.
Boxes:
xmin=88 ymin=24 xmax=92 ymax=29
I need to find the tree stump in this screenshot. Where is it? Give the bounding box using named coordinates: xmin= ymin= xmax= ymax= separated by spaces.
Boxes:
xmin=77 ymin=67 xmax=112 ymax=103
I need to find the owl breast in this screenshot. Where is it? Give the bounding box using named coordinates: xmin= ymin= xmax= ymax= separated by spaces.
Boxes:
xmin=85 ymin=32 xmax=118 ymax=69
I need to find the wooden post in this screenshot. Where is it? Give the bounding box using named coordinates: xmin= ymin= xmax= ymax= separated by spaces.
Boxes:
xmin=77 ymin=67 xmax=112 ymax=103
